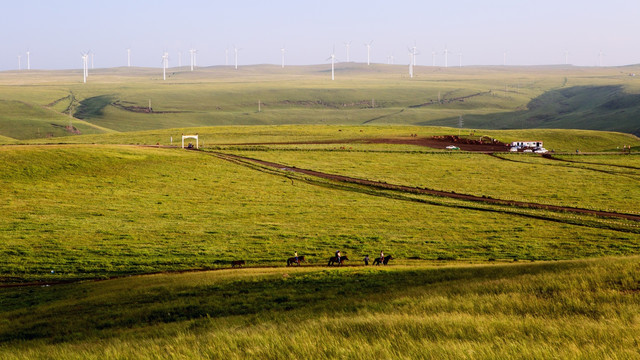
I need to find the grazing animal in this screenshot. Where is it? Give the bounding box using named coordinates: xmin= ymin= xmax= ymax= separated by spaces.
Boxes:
xmin=287 ymin=255 xmax=305 ymax=266
xmin=328 ymin=255 xmax=349 ymax=266
xmin=373 ymin=255 xmax=393 ymax=266
xmin=231 ymin=260 xmax=245 ymax=268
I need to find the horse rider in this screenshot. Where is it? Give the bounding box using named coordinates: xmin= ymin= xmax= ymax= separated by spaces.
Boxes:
xmin=336 ymin=250 xmax=341 ymax=265
xmin=294 ymin=250 xmax=299 ymax=265
xmin=379 ymin=251 xmax=384 ymax=265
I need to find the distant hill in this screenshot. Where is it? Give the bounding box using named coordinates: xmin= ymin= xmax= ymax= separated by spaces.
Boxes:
xmin=430 ymin=85 xmax=640 ymax=136
xmin=1 ymin=64 xmax=640 ymax=139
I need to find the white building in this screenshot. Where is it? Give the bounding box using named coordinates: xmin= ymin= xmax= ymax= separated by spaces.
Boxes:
xmin=511 ymin=141 xmax=543 ymax=149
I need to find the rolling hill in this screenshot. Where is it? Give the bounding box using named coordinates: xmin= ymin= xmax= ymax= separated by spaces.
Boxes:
xmin=1 ymin=64 xmax=640 ymax=140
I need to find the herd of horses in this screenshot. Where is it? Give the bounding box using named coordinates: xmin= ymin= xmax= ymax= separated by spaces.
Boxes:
xmin=231 ymin=255 xmax=393 ymax=268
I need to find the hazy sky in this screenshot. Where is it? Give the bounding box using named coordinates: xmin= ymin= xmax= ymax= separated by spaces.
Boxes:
xmin=1 ymin=0 xmax=638 ymax=70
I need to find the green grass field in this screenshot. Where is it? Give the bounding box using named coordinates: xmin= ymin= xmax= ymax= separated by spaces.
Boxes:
xmin=1 ymin=64 xmax=640 ymax=142
xmin=1 ymin=64 xmax=640 ymax=358
xmin=1 ymin=144 xmax=638 ymax=284
xmin=1 ymin=257 xmax=639 ymax=359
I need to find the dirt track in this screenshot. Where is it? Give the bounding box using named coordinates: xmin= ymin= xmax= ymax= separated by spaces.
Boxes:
xmin=212 ymin=152 xmax=640 ymax=222
xmin=226 ymin=136 xmax=511 ymax=152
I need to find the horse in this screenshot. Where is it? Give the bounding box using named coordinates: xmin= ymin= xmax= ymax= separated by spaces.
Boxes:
xmin=328 ymin=255 xmax=349 ymax=266
xmin=231 ymin=260 xmax=245 ymax=268
xmin=372 ymin=255 xmax=393 ymax=266
xmin=287 ymin=255 xmax=305 ymax=266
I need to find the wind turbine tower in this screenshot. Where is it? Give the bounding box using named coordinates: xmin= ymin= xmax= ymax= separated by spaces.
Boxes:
xmin=189 ymin=49 xmax=197 ymax=71
xmin=26 ymin=51 xmax=31 ymax=70
xmin=127 ymin=48 xmax=131 ymax=67
xmin=234 ymin=46 xmax=240 ymax=70
xmin=598 ymin=50 xmax=603 ymax=67
xmin=564 ymin=50 xmax=569 ymax=65
xmin=162 ymin=52 xmax=169 ymax=80
xmin=444 ymin=47 xmax=449 ymax=68
xmin=17 ymin=55 xmax=21 ymax=70
xmin=81 ymin=53 xmax=88 ymax=83
xmin=327 ymin=47 xmax=336 ymax=80
xmin=408 ymin=51 xmax=413 ymax=78
xmin=344 ymin=41 xmax=352 ymax=62
xmin=503 ymin=50 xmax=508 ymax=66
xmin=281 ymin=46 xmax=285 ymax=68
xmin=365 ymin=41 xmax=373 ymax=65
xmin=459 ymin=51 xmax=463 ymax=67
xmin=409 ymin=44 xmax=418 ymax=78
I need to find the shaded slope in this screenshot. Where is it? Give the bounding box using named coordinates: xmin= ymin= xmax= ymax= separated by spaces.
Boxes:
xmin=437 ymin=86 xmax=640 ymax=136
xmin=0 ymin=100 xmax=109 ymax=140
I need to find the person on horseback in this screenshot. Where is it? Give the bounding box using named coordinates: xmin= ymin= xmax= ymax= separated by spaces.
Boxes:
xmin=363 ymin=255 xmax=369 ymax=266
xmin=336 ymin=250 xmax=341 ymax=265
xmin=294 ymin=251 xmax=299 ymax=265
xmin=379 ymin=251 xmax=384 ymax=265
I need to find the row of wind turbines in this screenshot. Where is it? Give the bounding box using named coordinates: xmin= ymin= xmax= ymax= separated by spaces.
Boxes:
xmin=73 ymin=43 xmax=605 ymax=83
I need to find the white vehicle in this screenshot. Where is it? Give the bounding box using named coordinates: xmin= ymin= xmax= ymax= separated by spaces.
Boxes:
xmin=509 ymin=147 xmax=518 ymax=152
xmin=445 ymin=145 xmax=460 ymax=150
xmin=523 ymin=149 xmax=533 ymax=153
xmin=534 ymin=148 xmax=549 ymax=154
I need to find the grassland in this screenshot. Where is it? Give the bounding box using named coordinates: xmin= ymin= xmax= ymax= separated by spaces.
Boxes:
xmin=1 ymin=64 xmax=640 ymax=358
xmin=226 ymin=149 xmax=640 ymax=213
xmin=1 ymin=64 xmax=640 ymax=141
xmin=1 ymin=144 xmax=638 ymax=285
xmin=1 ymin=257 xmax=638 ymax=359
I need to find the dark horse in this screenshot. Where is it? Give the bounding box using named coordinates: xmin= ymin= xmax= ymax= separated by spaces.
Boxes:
xmin=231 ymin=260 xmax=245 ymax=268
xmin=373 ymin=255 xmax=393 ymax=266
xmin=328 ymin=255 xmax=349 ymax=266
xmin=287 ymin=256 xmax=305 ymax=266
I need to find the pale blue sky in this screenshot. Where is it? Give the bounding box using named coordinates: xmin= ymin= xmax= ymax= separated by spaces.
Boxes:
xmin=1 ymin=0 xmax=638 ymax=70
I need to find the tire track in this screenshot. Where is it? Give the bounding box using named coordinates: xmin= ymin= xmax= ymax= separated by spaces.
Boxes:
xmin=211 ymin=151 xmax=640 ymax=222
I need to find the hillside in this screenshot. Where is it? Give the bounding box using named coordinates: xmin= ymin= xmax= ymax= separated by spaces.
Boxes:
xmin=1 ymin=142 xmax=638 ymax=284
xmin=1 ymin=257 xmax=639 ymax=359
xmin=1 ymin=64 xmax=640 ymax=140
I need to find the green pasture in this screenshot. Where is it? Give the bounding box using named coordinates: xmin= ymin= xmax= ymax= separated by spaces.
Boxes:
xmin=227 ymin=149 xmax=640 ymax=213
xmin=1 ymin=145 xmax=638 ymax=284
xmin=23 ymin=124 xmax=640 ymax=154
xmin=1 ymin=257 xmax=638 ymax=359
xmin=1 ymin=64 xmax=640 ymax=141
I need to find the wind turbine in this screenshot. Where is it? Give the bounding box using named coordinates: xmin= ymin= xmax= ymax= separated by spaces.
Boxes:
xmin=564 ymin=50 xmax=569 ymax=65
xmin=17 ymin=55 xmax=21 ymax=70
xmin=81 ymin=52 xmax=88 ymax=83
xmin=161 ymin=52 xmax=169 ymax=80
xmin=127 ymin=48 xmax=131 ymax=67
xmin=26 ymin=50 xmax=31 ymax=70
xmin=408 ymin=43 xmax=418 ymax=78
xmin=281 ymin=46 xmax=285 ymax=68
xmin=189 ymin=49 xmax=197 ymax=71
xmin=365 ymin=41 xmax=373 ymax=65
xmin=458 ymin=51 xmax=463 ymax=67
xmin=327 ymin=46 xmax=336 ymax=80
xmin=443 ymin=46 xmax=449 ymax=68
xmin=234 ymin=46 xmax=241 ymax=70
xmin=344 ymin=41 xmax=352 ymax=62
xmin=598 ymin=50 xmax=604 ymax=67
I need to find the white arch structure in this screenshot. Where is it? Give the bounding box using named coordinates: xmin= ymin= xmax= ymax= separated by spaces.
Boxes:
xmin=182 ymin=134 xmax=199 ymax=149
